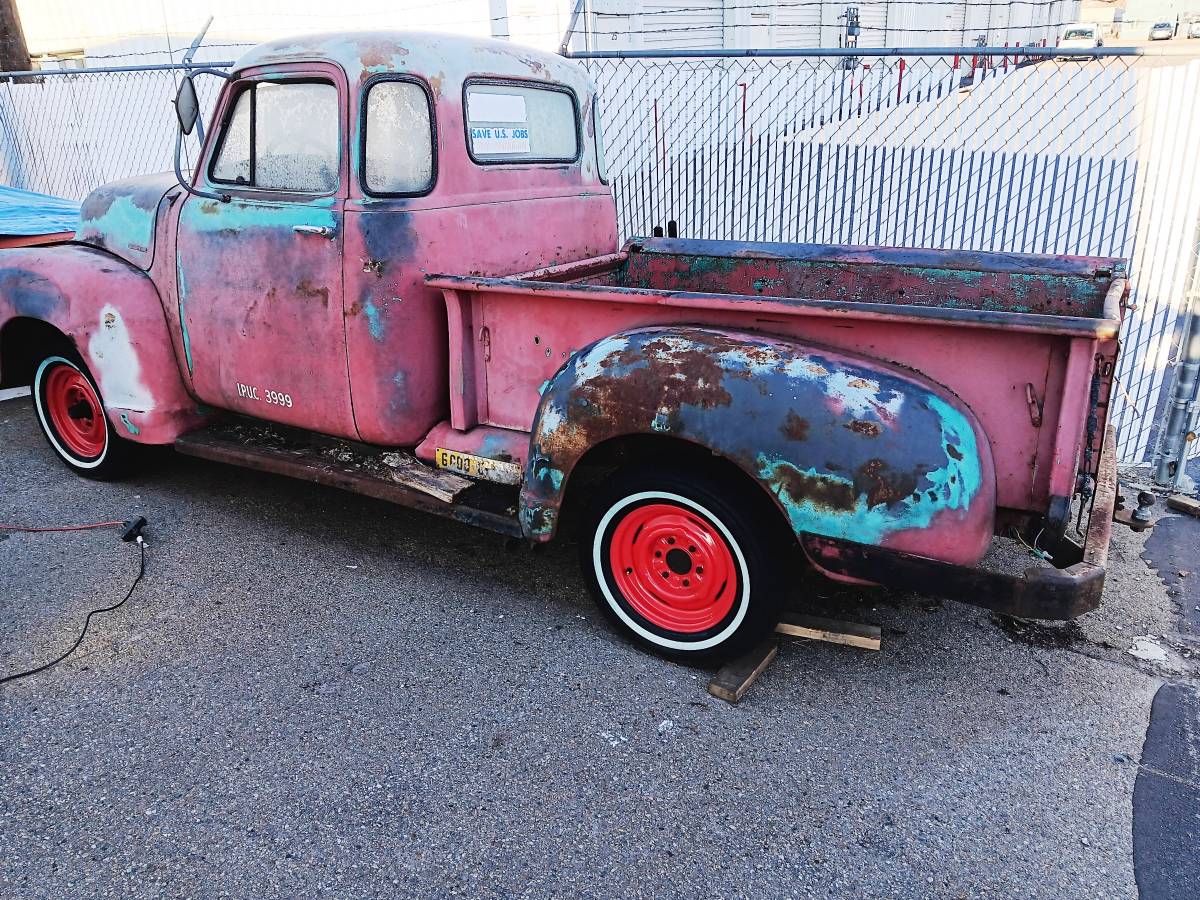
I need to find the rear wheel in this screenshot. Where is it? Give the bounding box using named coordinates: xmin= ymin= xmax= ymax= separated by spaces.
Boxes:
xmin=33 ymin=354 xmax=134 ymax=478
xmin=580 ymin=465 xmax=790 ymax=663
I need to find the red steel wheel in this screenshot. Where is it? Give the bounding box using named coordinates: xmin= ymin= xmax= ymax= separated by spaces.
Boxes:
xmin=33 ymin=353 xmax=134 ymax=479
xmin=607 ymin=502 xmax=739 ymax=634
xmin=582 ymin=465 xmax=791 ymax=663
xmin=42 ymin=361 xmax=107 ymax=460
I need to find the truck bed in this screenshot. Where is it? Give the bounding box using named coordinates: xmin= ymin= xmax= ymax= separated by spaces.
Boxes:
xmin=428 ymin=239 xmax=1126 ymax=523
xmin=535 ymin=239 xmax=1122 ymax=321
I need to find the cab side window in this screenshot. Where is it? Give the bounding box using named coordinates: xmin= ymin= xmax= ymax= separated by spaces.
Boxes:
xmin=211 ymin=80 xmax=340 ymax=193
xmin=362 ymin=79 xmax=435 ymax=196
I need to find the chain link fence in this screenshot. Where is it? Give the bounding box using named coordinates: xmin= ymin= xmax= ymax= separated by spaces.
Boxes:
xmin=0 ymin=63 xmax=230 ymax=200
xmin=576 ymin=48 xmax=1200 ymax=472
xmin=0 ymin=48 xmax=1197 ymax=476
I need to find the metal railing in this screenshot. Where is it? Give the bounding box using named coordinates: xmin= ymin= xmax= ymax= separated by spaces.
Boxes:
xmin=0 ymin=47 xmax=1197 ymax=478
xmin=573 ymin=47 xmax=1200 ymax=474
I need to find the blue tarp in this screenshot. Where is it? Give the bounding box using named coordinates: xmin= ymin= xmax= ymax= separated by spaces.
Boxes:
xmin=0 ymin=185 xmax=80 ymax=236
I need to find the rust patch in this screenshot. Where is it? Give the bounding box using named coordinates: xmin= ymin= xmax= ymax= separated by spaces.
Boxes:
xmin=854 ymin=458 xmax=919 ymax=509
xmin=102 ymin=311 xmax=117 ymax=329
xmin=847 ymin=377 xmax=872 ymax=389
xmin=539 ymin=335 xmax=739 ymax=460
xmin=296 ymin=279 xmax=330 ymax=307
xmin=946 ymin=443 xmax=964 ymax=460
xmin=781 ymin=410 xmax=809 ymax=442
xmin=360 ymin=43 xmax=405 ymax=70
xmin=773 ymin=465 xmax=856 ymax=512
xmin=846 ymin=419 xmax=882 ymax=437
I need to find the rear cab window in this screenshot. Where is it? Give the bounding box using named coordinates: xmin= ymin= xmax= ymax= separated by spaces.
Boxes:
xmin=464 ymin=80 xmax=579 ymax=164
xmin=210 ymin=79 xmax=340 ymax=193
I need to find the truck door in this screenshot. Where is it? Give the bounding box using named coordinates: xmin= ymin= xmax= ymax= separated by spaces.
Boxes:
xmin=176 ymin=68 xmax=356 ymax=438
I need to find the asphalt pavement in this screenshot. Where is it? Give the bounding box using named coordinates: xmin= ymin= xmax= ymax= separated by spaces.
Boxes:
xmin=1 ymin=395 xmax=1197 ymax=899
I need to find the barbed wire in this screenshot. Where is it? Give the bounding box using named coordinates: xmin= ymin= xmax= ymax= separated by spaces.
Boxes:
xmin=503 ymin=0 xmax=1073 ymax=21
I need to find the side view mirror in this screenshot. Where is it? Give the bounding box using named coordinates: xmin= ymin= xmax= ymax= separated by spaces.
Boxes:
xmin=175 ymin=77 xmax=200 ymax=135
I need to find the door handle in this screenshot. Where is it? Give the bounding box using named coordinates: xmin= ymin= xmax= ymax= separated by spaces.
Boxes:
xmin=293 ymin=224 xmax=334 ymax=238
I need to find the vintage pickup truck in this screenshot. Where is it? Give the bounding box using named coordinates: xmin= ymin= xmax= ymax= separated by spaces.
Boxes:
xmin=0 ymin=32 xmax=1136 ymax=661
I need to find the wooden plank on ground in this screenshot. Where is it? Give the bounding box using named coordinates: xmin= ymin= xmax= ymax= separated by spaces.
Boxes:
xmin=775 ymin=613 xmax=882 ymax=651
xmin=707 ymin=640 xmax=778 ymax=705
xmin=1167 ymin=494 xmax=1200 ymax=518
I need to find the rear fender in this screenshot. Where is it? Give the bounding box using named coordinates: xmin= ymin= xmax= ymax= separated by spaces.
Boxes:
xmin=521 ymin=327 xmax=996 ymax=568
xmin=0 ymin=244 xmax=203 ymax=443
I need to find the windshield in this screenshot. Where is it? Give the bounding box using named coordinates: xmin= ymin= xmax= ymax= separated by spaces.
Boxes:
xmin=1064 ymin=28 xmax=1094 ymax=39
xmin=1153 ymin=22 xmax=1171 ymax=28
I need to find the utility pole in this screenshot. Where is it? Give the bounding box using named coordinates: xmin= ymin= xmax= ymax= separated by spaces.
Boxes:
xmin=0 ymin=0 xmax=31 ymax=72
xmin=489 ymin=0 xmax=511 ymax=41
xmin=839 ymin=7 xmax=860 ymax=71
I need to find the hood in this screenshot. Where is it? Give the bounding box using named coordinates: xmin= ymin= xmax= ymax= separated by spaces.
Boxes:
xmin=77 ymin=173 xmax=179 ymax=270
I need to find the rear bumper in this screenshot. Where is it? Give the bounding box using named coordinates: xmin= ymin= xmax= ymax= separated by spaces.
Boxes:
xmin=801 ymin=428 xmax=1120 ymax=621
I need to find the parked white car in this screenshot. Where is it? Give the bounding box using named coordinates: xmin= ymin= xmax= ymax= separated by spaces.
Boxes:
xmin=1060 ymin=23 xmax=1103 ymax=57
xmin=1149 ymin=21 xmax=1175 ymax=40
xmin=1187 ymin=20 xmax=1200 ymax=38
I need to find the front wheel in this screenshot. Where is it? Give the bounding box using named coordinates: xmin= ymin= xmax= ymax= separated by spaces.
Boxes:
xmin=33 ymin=354 xmax=135 ymax=479
xmin=580 ymin=465 xmax=791 ymax=663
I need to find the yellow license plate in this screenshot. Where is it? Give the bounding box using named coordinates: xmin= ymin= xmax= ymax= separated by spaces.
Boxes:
xmin=434 ymin=448 xmax=523 ymax=485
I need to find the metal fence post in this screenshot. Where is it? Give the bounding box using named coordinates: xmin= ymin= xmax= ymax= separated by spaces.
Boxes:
xmin=1153 ymin=238 xmax=1200 ymax=488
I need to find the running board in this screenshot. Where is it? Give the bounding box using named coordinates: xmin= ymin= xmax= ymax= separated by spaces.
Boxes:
xmin=174 ymin=424 xmax=523 ymax=538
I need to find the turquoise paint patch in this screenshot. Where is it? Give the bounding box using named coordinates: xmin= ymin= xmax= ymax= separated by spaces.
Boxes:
xmin=760 ymin=394 xmax=982 ymax=545
xmin=363 ymin=299 xmax=385 ymax=340
xmin=182 ymin=198 xmax=337 ymax=234
xmin=520 ymin=502 xmax=556 ymax=537
xmin=176 ymin=262 xmax=194 ymax=375
xmin=119 ymin=413 xmax=141 ymax=436
xmin=80 ymin=195 xmax=153 ymax=262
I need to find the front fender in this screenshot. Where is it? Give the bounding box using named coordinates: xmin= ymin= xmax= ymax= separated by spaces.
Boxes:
xmin=521 ymin=327 xmax=996 ymax=568
xmin=0 ymin=243 xmax=203 ymax=443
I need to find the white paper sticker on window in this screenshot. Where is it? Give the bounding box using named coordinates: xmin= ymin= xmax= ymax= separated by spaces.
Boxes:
xmin=469 ymin=92 xmax=527 ymax=123
xmin=471 ymin=126 xmax=531 ymax=155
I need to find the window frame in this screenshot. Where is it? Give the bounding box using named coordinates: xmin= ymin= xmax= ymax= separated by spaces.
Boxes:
xmin=358 ymin=73 xmax=438 ymax=199
xmin=592 ymin=99 xmax=608 ymax=185
xmin=462 ymin=77 xmax=581 ymax=167
xmin=206 ymin=76 xmax=343 ymax=197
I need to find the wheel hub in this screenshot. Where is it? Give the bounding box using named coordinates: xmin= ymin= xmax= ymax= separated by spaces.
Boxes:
xmin=43 ymin=363 xmax=106 ymax=459
xmin=608 ymin=502 xmax=738 ymax=634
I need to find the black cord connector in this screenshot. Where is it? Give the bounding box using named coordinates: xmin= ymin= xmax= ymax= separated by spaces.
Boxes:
xmin=121 ymin=516 xmax=148 ymax=542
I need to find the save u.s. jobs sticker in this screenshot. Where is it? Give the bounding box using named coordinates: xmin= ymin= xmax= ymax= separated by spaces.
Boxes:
xmin=469 ymin=92 xmax=531 ymax=154
xmin=471 ymin=126 xmax=530 ymax=154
